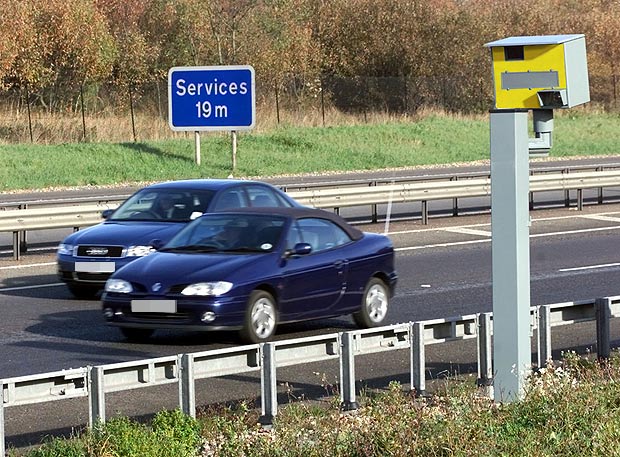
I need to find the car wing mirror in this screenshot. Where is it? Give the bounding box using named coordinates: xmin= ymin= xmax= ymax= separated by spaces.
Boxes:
xmin=101 ymin=209 xmax=114 ymax=219
xmin=286 ymin=242 xmax=312 ymax=257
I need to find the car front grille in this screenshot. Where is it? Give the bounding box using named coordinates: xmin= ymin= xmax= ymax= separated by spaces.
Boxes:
xmin=74 ymin=272 xmax=113 ymax=282
xmin=76 ymin=245 xmax=124 ymax=258
xmin=125 ymin=312 xmax=192 ymax=322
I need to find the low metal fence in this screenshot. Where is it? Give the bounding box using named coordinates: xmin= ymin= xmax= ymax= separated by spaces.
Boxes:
xmin=2 ymin=295 xmax=619 ymax=455
xmin=3 ymin=168 xmax=620 ymax=260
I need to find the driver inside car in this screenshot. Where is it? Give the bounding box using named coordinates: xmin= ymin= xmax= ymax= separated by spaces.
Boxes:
xmin=153 ymin=195 xmax=176 ymax=219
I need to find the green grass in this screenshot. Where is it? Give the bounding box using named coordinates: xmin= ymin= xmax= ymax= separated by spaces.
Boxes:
xmin=2 ymin=112 xmax=620 ymax=193
xmin=13 ymin=352 xmax=620 ymax=457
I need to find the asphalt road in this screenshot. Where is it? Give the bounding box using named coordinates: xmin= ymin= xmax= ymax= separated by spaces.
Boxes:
xmin=2 ymin=203 xmax=620 ymax=377
xmin=3 ymin=160 xmax=620 ymax=451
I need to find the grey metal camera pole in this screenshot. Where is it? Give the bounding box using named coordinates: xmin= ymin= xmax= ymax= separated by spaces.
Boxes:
xmin=490 ymin=109 xmax=531 ymax=402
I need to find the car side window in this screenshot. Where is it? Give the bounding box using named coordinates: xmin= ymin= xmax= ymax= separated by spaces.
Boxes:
xmin=247 ymin=185 xmax=292 ymax=207
xmin=285 ymin=223 xmax=304 ymax=250
xmin=212 ymin=188 xmax=248 ymax=211
xmin=296 ymin=218 xmax=352 ymax=253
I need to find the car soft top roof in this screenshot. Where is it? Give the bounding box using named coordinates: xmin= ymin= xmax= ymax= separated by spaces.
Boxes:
xmin=216 ymin=206 xmax=364 ymax=241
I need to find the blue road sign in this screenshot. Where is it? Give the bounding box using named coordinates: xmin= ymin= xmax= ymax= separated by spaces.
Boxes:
xmin=168 ymin=65 xmax=255 ymax=131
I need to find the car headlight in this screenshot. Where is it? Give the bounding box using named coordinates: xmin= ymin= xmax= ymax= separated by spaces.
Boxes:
xmin=57 ymin=243 xmax=74 ymax=255
xmin=181 ymin=281 xmax=233 ymax=296
xmin=105 ymin=279 xmax=133 ymax=293
xmin=126 ymin=245 xmax=155 ymax=257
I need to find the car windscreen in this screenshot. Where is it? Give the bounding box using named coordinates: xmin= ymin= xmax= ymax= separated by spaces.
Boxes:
xmin=110 ymin=189 xmax=216 ymax=222
xmin=161 ymin=213 xmax=287 ymax=253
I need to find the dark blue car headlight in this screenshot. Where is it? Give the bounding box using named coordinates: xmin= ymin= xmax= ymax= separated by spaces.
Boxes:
xmin=105 ymin=279 xmax=133 ymax=293
xmin=181 ymin=282 xmax=233 ymax=296
xmin=126 ymin=245 xmax=156 ymax=257
xmin=57 ymin=243 xmax=74 ymax=255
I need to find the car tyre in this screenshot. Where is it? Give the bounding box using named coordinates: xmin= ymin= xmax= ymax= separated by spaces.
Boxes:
xmin=120 ymin=327 xmax=154 ymax=342
xmin=353 ymin=277 xmax=389 ymax=328
xmin=67 ymin=283 xmax=100 ymax=299
xmin=239 ymin=290 xmax=278 ymax=344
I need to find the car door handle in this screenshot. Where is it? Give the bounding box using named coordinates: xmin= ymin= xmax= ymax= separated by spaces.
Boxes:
xmin=333 ymin=260 xmax=346 ymax=270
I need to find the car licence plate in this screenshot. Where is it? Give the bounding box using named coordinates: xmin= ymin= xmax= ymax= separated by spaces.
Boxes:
xmin=75 ymin=262 xmax=115 ymax=273
xmin=131 ymin=300 xmax=177 ymax=313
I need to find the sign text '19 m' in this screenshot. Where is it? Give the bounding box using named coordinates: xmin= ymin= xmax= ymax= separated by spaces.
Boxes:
xmin=168 ymin=65 xmax=255 ymax=132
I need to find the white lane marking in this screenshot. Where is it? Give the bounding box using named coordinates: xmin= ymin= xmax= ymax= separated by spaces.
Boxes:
xmin=396 ymin=239 xmax=490 ymax=251
xmin=387 ymin=211 xmax=620 ymax=236
xmin=559 ymin=262 xmax=620 ymax=272
xmin=530 ymin=225 xmax=620 ymax=238
xmin=0 ymin=283 xmax=64 ymax=292
xmin=0 ymin=262 xmax=55 ymax=270
xmin=395 ymin=224 xmax=620 ymax=251
xmin=389 ymin=222 xmax=491 ymax=235
xmin=444 ymin=227 xmax=492 ymax=237
xmin=580 ymin=214 xmax=620 ymax=223
xmin=0 ymin=247 xmax=55 ymax=255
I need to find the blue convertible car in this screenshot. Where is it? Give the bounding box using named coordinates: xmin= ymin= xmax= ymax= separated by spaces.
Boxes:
xmin=102 ymin=207 xmax=397 ymax=343
xmin=57 ymin=179 xmax=299 ymax=298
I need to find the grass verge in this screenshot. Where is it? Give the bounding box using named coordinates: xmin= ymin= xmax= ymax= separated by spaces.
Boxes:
xmin=1 ymin=112 xmax=620 ymax=193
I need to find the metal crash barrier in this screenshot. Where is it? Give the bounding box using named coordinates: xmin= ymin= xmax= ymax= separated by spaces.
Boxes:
xmin=2 ymin=294 xmax=620 ymax=455
xmin=3 ymin=169 xmax=620 ymax=260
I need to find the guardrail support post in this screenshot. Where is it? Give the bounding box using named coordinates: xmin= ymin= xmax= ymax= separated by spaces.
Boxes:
xmin=537 ymin=305 xmax=552 ymax=368
xmin=12 ymin=231 xmax=20 ymax=260
xmin=577 ymin=189 xmax=584 ymax=211
xmin=452 ymin=176 xmax=459 ymax=216
xmin=340 ymin=332 xmax=359 ymax=411
xmin=371 ymin=181 xmax=378 ymax=223
xmin=476 ymin=313 xmax=493 ymax=398
xmin=259 ymin=343 xmax=277 ymax=427
xmin=88 ymin=366 xmax=105 ymax=426
xmin=179 ymin=354 xmax=196 ymax=418
xmin=596 ymin=297 xmax=612 ymax=360
xmin=1 ymin=382 xmax=5 ymax=457
xmin=564 ymin=168 xmax=571 ymax=207
xmin=421 ymin=201 xmax=428 ymax=225
xmin=410 ymin=322 xmax=426 ymax=396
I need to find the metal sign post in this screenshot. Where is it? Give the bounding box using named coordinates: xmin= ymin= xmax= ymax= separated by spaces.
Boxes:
xmin=490 ymin=109 xmax=531 ymax=401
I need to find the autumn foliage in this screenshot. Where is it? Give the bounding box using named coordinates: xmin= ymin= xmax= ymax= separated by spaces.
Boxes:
xmin=1 ymin=0 xmax=620 ymax=114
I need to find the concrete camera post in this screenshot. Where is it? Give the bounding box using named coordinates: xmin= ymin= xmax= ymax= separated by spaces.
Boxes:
xmin=483 ymin=35 xmax=590 ymax=401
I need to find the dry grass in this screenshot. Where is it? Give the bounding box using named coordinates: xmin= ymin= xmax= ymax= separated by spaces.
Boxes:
xmin=0 ymin=104 xmax=482 ymax=145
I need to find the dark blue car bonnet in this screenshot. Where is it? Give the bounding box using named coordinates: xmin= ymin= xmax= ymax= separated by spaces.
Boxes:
xmin=112 ymin=251 xmax=273 ymax=288
xmin=63 ymin=221 xmax=185 ymax=246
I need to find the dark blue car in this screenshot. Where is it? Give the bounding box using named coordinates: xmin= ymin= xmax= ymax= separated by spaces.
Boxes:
xmin=57 ymin=179 xmax=299 ymax=298
xmin=101 ymin=207 xmax=397 ymax=343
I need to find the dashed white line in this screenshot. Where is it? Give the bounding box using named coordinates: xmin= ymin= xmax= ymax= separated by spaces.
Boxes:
xmin=559 ymin=262 xmax=620 ymax=272
xmin=444 ymin=227 xmax=492 ymax=237
xmin=0 ymin=283 xmax=64 ymax=292
xmin=0 ymin=262 xmax=55 ymax=270
xmin=580 ymin=214 xmax=620 ymax=223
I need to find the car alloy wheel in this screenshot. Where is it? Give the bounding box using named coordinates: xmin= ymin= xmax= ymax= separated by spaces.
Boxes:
xmin=353 ymin=278 xmax=389 ymax=328
xmin=241 ymin=290 xmax=277 ymax=343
